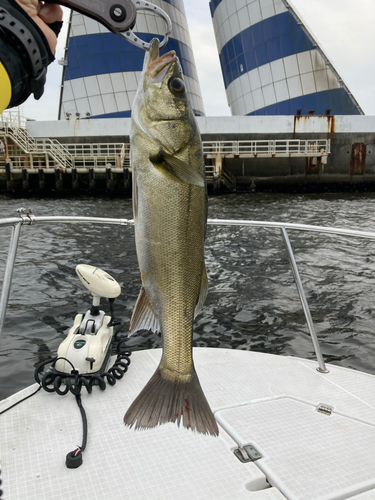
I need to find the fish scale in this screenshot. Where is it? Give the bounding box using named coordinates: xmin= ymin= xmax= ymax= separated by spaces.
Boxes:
xmin=124 ymin=38 xmax=218 ymax=436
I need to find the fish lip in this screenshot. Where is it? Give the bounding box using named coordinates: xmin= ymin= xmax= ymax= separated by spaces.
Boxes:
xmin=148 ymin=51 xmax=176 ymax=80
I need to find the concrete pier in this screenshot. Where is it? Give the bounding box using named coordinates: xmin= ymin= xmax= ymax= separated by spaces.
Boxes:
xmin=1 ymin=115 xmax=375 ymax=194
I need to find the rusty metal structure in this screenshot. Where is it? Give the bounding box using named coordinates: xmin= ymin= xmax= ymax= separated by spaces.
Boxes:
xmin=1 ymin=112 xmax=334 ymax=194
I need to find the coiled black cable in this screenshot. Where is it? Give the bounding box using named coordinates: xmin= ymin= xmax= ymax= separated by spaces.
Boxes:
xmin=34 ymin=340 xmax=131 ymax=468
xmin=34 ymin=345 xmax=131 ymax=395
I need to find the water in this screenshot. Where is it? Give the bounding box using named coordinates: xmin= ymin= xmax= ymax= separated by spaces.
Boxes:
xmin=1 ymin=193 xmax=375 ymax=400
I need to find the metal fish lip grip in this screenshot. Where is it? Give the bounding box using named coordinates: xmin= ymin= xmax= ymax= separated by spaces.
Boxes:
xmin=45 ymin=0 xmax=172 ymax=50
xmin=122 ymin=0 xmax=172 ymax=50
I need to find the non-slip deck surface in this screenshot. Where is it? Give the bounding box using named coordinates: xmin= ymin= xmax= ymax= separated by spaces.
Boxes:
xmin=1 ymin=348 xmax=375 ymax=500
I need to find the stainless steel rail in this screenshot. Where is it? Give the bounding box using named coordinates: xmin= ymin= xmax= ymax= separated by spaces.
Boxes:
xmin=0 ymin=222 xmax=22 ymax=349
xmin=0 ymin=216 xmax=134 ymax=228
xmin=280 ymin=228 xmax=328 ymax=373
xmin=2 ymin=216 xmax=375 ymax=240
xmin=2 ymin=212 xmax=375 ymax=372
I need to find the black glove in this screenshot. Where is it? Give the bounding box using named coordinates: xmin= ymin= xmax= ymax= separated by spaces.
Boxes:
xmin=0 ymin=0 xmax=62 ymax=107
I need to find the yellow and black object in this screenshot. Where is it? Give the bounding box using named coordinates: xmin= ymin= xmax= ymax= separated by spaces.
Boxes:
xmin=0 ymin=0 xmax=62 ymax=110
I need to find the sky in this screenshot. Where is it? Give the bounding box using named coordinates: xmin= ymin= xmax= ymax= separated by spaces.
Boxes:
xmin=17 ymin=0 xmax=375 ymax=120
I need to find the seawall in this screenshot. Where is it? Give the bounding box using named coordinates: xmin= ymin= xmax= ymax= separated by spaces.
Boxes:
xmin=1 ymin=115 xmax=375 ymax=195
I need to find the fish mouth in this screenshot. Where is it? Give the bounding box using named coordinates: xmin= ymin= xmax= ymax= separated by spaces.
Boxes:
xmin=147 ymin=38 xmax=176 ymax=83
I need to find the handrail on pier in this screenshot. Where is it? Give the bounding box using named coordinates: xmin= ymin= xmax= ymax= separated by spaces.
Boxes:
xmin=2 ymin=213 xmax=375 ymax=372
xmin=202 ymin=139 xmax=330 ymax=157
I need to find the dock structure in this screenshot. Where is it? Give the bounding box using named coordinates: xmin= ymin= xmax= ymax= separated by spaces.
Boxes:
xmin=204 ymin=139 xmax=330 ymax=192
xmin=0 ymin=112 xmax=132 ymax=194
xmin=1 ymin=112 xmax=374 ymax=195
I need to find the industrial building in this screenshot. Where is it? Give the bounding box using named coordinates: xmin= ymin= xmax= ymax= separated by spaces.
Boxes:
xmin=59 ymin=0 xmax=363 ymax=119
xmin=2 ymin=1 xmax=370 ymax=195
xmin=209 ymin=0 xmax=363 ymax=116
xmin=58 ymin=0 xmax=205 ymax=119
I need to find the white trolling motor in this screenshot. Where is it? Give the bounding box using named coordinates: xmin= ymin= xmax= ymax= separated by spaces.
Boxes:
xmin=35 ymin=264 xmax=131 ymax=469
xmin=55 ymin=264 xmax=121 ymax=376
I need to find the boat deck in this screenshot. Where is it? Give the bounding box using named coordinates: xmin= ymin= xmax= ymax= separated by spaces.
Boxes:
xmin=1 ymin=348 xmax=375 ymax=500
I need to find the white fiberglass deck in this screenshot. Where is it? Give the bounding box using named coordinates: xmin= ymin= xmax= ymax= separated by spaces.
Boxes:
xmin=1 ymin=348 xmax=375 ymax=500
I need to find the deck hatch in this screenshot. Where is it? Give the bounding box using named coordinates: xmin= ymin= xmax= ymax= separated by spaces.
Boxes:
xmin=234 ymin=444 xmax=262 ymax=463
xmin=216 ymin=397 xmax=375 ymax=500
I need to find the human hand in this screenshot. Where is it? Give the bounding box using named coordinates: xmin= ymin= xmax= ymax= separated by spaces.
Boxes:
xmin=15 ymin=0 xmax=63 ymax=53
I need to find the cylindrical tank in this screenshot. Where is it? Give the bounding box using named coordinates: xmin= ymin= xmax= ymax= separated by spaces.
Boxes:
xmin=210 ymin=0 xmax=362 ymax=116
xmin=59 ymin=0 xmax=205 ymax=119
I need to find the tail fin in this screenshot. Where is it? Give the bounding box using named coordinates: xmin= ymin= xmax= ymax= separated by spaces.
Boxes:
xmin=124 ymin=366 xmax=219 ymax=436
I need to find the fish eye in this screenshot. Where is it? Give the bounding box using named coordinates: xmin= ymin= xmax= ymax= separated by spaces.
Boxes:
xmin=168 ymin=77 xmax=185 ymax=95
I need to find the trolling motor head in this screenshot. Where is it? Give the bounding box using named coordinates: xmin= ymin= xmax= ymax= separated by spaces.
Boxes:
xmin=76 ymin=264 xmax=121 ymax=315
xmin=53 ymin=264 xmax=122 ymax=376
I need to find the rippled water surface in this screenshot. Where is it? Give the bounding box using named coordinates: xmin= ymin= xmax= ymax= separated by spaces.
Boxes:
xmin=1 ymin=193 xmax=375 ymax=399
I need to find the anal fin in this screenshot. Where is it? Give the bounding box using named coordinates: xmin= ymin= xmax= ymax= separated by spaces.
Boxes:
xmin=194 ymin=264 xmax=208 ymax=318
xmin=129 ymin=286 xmax=160 ymax=335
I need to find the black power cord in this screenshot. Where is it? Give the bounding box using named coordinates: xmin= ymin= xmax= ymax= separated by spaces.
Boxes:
xmin=65 ymin=394 xmax=88 ymax=469
xmin=34 ymin=339 xmax=131 ymax=469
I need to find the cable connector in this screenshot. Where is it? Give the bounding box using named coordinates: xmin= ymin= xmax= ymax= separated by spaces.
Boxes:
xmin=66 ymin=447 xmax=83 ymax=469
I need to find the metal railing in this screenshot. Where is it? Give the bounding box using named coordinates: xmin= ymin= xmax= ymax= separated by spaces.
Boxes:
xmin=3 ymin=212 xmax=375 ymax=372
xmin=0 ymin=131 xmax=129 ymax=171
xmin=0 ymin=110 xmax=28 ymax=130
xmin=0 ymin=114 xmax=73 ymax=169
xmin=64 ymin=143 xmax=128 ymax=157
xmin=221 ymin=167 xmax=236 ymax=189
xmin=33 ymin=139 xmax=73 ymax=168
xmin=64 ymin=143 xmax=130 ymax=170
xmin=202 ymin=139 xmax=330 ymax=157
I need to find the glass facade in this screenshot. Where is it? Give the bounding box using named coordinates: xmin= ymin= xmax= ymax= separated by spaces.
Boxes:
xmin=210 ymin=0 xmax=363 ymax=116
xmin=59 ymin=0 xmax=205 ymax=119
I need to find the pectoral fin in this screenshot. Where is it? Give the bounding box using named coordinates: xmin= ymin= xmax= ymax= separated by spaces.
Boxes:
xmin=150 ymin=150 xmax=205 ymax=187
xmin=129 ymin=286 xmax=160 ymax=335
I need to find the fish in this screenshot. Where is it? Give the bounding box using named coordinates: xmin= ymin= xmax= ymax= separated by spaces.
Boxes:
xmin=123 ymin=38 xmax=218 ymax=436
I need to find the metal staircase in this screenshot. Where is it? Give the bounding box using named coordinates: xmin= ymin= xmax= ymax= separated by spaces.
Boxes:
xmin=1 ymin=112 xmax=74 ymax=169
xmin=33 ymin=138 xmax=73 ymax=169
xmin=0 ymin=112 xmax=129 ymax=172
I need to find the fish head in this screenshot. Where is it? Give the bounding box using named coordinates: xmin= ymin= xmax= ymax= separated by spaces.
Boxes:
xmin=135 ymin=38 xmax=195 ymax=153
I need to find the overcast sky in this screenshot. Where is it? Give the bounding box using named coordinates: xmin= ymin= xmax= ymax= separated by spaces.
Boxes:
xmin=17 ymin=0 xmax=375 ymax=120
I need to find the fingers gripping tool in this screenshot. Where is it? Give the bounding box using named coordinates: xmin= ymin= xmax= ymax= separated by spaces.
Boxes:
xmin=44 ymin=0 xmax=172 ymax=49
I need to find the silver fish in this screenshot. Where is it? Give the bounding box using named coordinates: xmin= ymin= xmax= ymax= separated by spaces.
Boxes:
xmin=124 ymin=38 xmax=218 ymax=436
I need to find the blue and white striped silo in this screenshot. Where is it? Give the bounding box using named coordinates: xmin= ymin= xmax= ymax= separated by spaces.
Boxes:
xmin=59 ymin=0 xmax=205 ymax=119
xmin=210 ymin=0 xmax=363 ymax=116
